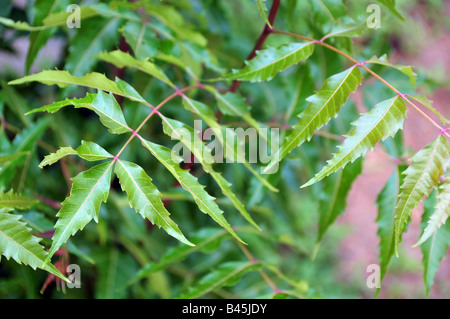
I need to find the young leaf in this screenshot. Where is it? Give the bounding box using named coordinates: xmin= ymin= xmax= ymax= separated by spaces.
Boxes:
xmin=45 ymin=162 xmax=114 ymax=264
xmin=96 ymin=50 xmax=174 ymax=87
xmin=415 ymin=179 xmax=450 ymax=246
xmin=419 ymin=191 xmax=450 ymax=296
xmin=256 ymin=0 xmax=271 ymax=27
xmin=139 ymin=137 xmax=245 ymax=244
xmin=177 ymin=261 xmax=262 ymax=299
xmin=162 ymin=117 xmax=260 ymax=230
xmin=265 ymin=66 xmax=362 ymax=173
xmin=317 ymin=158 xmax=362 ymax=242
xmin=394 ymin=135 xmax=450 ymax=255
xmin=114 ymin=159 xmax=193 ymax=246
xmin=39 ymin=141 xmax=112 ymax=168
xmin=225 ymin=42 xmax=314 ymax=82
xmin=0 ymin=211 xmax=67 ymax=281
xmin=0 ymin=190 xmax=39 ymax=210
xmin=303 ymin=96 xmax=407 ymax=187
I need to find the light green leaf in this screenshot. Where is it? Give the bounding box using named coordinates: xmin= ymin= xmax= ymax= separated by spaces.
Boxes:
xmin=0 ymin=190 xmax=39 ymax=210
xmin=39 ymin=147 xmax=77 ymax=169
xmin=394 ymin=135 xmax=450 ymax=255
xmin=415 ymin=179 xmax=450 ymax=246
xmin=139 ymin=137 xmax=245 ymax=244
xmin=367 ymin=55 xmax=417 ymax=87
xmin=225 ymin=42 xmax=315 ymax=82
xmin=182 ymin=97 xmax=278 ymax=192
xmin=43 ymin=7 xmax=98 ymax=27
xmin=96 ymin=50 xmax=174 ymax=87
xmin=303 ymin=96 xmax=407 ymax=187
xmin=9 ymin=70 xmax=124 ymax=96
xmin=410 ymin=95 xmax=450 ymax=126
xmin=256 ymin=0 xmax=271 ymax=27
xmin=162 ymin=118 xmax=260 ymax=230
xmin=39 ymin=141 xmax=112 ymax=168
xmin=0 ymin=211 xmax=67 ymax=281
xmin=114 ymin=160 xmax=193 ymax=246
xmin=177 ymin=261 xmax=261 ymax=299
xmin=265 ymin=67 xmax=362 ymax=173
xmin=45 ymin=162 xmax=114 ymax=264
xmin=419 ymin=191 xmax=450 ymax=296
xmin=27 ymin=90 xmax=130 ymax=134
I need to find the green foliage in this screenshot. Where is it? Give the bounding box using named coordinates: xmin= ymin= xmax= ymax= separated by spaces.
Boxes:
xmin=0 ymin=0 xmax=449 ymax=299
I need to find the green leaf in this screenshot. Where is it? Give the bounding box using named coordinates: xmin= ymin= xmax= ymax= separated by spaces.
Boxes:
xmin=0 ymin=211 xmax=67 ymax=281
xmin=225 ymin=42 xmax=315 ymax=82
xmin=265 ymin=66 xmax=362 ymax=173
xmin=9 ymin=70 xmax=124 ymax=95
xmin=0 ymin=152 xmax=29 ymax=166
xmin=415 ymin=179 xmax=450 ymax=246
xmin=256 ymin=0 xmax=271 ymax=27
xmin=162 ymin=118 xmax=260 ymax=230
xmin=419 ymin=191 xmax=450 ymax=296
xmin=375 ymin=165 xmax=406 ymax=290
xmin=367 ymin=55 xmax=417 ymax=87
xmin=66 ymin=18 xmax=121 ymax=76
xmin=122 ymin=20 xmax=159 ymax=60
xmin=45 ymin=162 xmax=114 ymax=264
xmin=96 ymin=50 xmax=174 ymax=87
xmin=95 ymin=247 xmax=137 ymax=299
xmin=0 ymin=190 xmax=39 ymax=210
xmin=376 ymin=0 xmax=405 ymax=21
xmin=182 ymin=97 xmax=278 ymax=192
xmin=27 ymin=90 xmax=131 ymax=134
xmin=26 ymin=0 xmax=62 ymax=73
xmin=139 ymin=137 xmax=245 ymax=244
xmin=39 ymin=141 xmax=112 ymax=168
xmin=114 ymin=160 xmax=193 ymax=246
xmin=43 ymin=7 xmax=98 ymax=27
xmin=0 ymin=17 xmax=46 ymax=31
xmin=130 ymin=228 xmax=230 ymax=283
xmin=75 ymin=141 xmax=113 ymax=161
xmin=39 ymin=147 xmax=77 ymax=169
xmin=410 ymin=95 xmax=450 ymax=126
xmin=394 ymin=135 xmax=450 ymax=255
xmin=303 ymin=96 xmax=407 ymax=187
xmin=177 ymin=261 xmax=261 ymax=299
xmin=317 ymin=158 xmax=362 ymax=242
